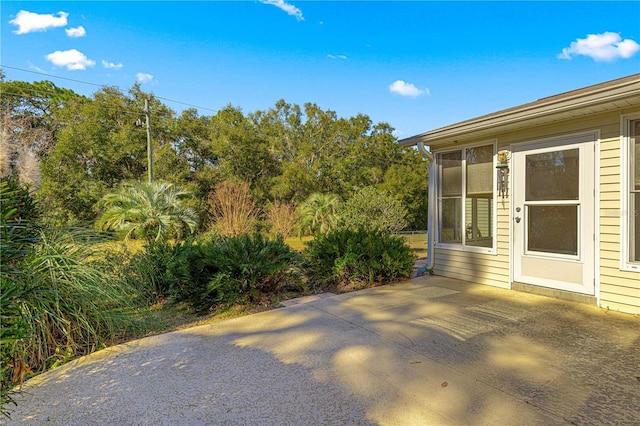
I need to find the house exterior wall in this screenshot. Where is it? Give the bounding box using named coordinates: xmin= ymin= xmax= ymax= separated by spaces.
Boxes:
xmin=431 ymin=106 xmax=640 ymax=314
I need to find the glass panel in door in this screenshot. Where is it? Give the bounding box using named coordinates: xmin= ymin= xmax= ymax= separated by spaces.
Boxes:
xmin=525 ymin=148 xmax=580 ymax=257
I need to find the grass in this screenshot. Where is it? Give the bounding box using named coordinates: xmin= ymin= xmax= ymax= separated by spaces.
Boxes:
xmin=122 ymin=303 xmax=256 ymax=340
xmin=285 ymin=233 xmax=427 ymax=258
xmin=397 ymin=232 xmax=428 ymax=258
xmin=284 ymin=235 xmax=314 ymax=251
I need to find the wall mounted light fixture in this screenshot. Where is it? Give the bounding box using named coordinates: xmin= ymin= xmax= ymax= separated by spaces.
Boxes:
xmin=496 ymin=149 xmax=510 ymax=200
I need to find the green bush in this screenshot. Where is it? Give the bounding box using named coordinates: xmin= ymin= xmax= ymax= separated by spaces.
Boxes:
xmin=127 ymin=241 xmax=188 ymax=303
xmin=132 ymin=233 xmax=303 ymax=313
xmin=165 ymin=235 xmax=223 ymax=311
xmin=1 ymin=178 xmax=148 ymax=419
xmin=303 ymin=228 xmax=415 ymax=292
xmin=339 ymin=186 xmax=408 ymax=233
xmin=207 ymin=233 xmax=302 ymax=305
xmin=0 ymin=177 xmax=40 ymax=417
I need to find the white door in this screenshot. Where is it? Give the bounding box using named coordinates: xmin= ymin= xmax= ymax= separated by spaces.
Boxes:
xmin=512 ymin=133 xmax=596 ymax=295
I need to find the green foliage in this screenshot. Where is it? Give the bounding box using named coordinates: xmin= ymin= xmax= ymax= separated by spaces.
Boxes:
xmin=96 ymin=181 xmax=199 ymax=243
xmin=209 ymin=106 xmax=279 ymax=203
xmin=263 ymin=101 xmax=401 ymax=203
xmin=38 ymin=85 xmax=179 ymax=222
xmin=296 ymin=193 xmax=341 ymax=237
xmin=1 ymin=179 xmax=149 ymax=418
xmin=126 ymin=241 xmax=183 ymax=303
xmin=303 ymin=228 xmax=415 ymax=292
xmin=0 ymin=177 xmax=40 ymax=417
xmin=129 ymin=233 xmax=302 ymax=312
xmin=208 ymin=233 xmax=302 ymax=304
xmin=378 ymin=152 xmax=429 ymax=230
xmin=339 ymin=186 xmax=408 ymax=233
xmin=17 ymin=226 xmax=143 ymax=372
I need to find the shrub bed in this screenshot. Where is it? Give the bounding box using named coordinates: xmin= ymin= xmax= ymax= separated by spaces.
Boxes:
xmin=129 ymin=233 xmax=303 ymax=312
xmin=303 ymin=228 xmax=415 ymax=292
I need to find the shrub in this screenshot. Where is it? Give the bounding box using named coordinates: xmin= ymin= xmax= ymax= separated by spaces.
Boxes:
xmin=207 ymin=180 xmax=260 ymax=237
xmin=296 ymin=193 xmax=341 ymax=237
xmin=1 ymin=178 xmax=40 ymax=417
xmin=96 ymin=181 xmax=199 ymax=243
xmin=126 ymin=241 xmax=184 ymax=303
xmin=158 ymin=233 xmax=302 ymax=312
xmin=265 ymin=201 xmax=297 ymax=238
xmin=1 ymin=178 xmax=149 ymax=419
xmin=18 ymin=226 xmax=144 ymax=369
xmin=339 ymin=186 xmax=408 ymax=233
xmin=303 ymin=228 xmax=415 ymax=292
xmin=208 ymin=233 xmax=302 ymax=304
xmin=164 ymin=235 xmax=223 ymax=312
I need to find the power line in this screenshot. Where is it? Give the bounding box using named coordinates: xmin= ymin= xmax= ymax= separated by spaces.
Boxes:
xmin=1 ymin=64 xmax=219 ymax=113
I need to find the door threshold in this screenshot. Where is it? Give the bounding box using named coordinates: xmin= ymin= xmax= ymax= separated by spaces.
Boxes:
xmin=511 ymin=282 xmax=596 ymax=305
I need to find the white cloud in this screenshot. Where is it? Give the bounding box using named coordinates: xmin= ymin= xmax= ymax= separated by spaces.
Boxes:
xmin=28 ymin=62 xmax=46 ymax=73
xmin=10 ymin=10 xmax=68 ymax=34
xmin=137 ymin=73 xmax=154 ymax=83
xmin=45 ymin=49 xmax=95 ymax=70
xmin=389 ymin=80 xmax=429 ymax=98
xmin=261 ymin=0 xmax=304 ymax=21
xmin=558 ymin=32 xmax=640 ymax=61
xmin=327 ymin=54 xmax=347 ymax=60
xmin=65 ymin=26 xmax=86 ymax=38
xmin=102 ymin=60 xmax=123 ymax=70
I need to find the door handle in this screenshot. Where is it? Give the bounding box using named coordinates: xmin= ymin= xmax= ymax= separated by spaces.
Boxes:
xmin=515 ymin=216 xmax=521 ymax=223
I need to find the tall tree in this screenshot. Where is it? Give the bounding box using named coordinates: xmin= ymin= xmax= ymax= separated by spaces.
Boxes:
xmin=0 ymin=79 xmax=82 ymax=186
xmin=39 ymin=85 xmax=180 ymax=221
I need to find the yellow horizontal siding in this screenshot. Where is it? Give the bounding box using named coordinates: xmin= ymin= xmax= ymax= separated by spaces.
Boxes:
xmin=433 ymin=248 xmax=510 ymax=289
xmin=600 ymin=216 xmax=622 ymax=227
xmin=600 ymin=293 xmax=640 ymax=315
xmin=600 ymin=200 xmax=620 ymax=211
xmin=600 ymin=250 xmax=622 ymax=262
xmin=598 ymin=299 xmax=640 ymax=315
xmin=601 ymin=157 xmax=622 ymax=168
xmin=429 ymin=106 xmax=640 ymax=313
xmin=600 ymin=175 xmax=621 ymax=185
xmin=601 ymin=282 xmax=640 ymax=297
xmin=600 ymin=233 xmax=620 ymax=244
xmin=601 ymin=268 xmax=640 ymax=285
xmin=600 ymin=242 xmax=620 ymax=252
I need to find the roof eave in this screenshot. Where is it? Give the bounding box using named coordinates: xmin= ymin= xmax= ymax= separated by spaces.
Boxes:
xmin=399 ymin=74 xmax=640 ymax=148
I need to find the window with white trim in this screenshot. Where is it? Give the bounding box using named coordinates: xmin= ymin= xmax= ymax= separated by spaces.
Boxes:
xmin=437 ymin=143 xmax=495 ymax=250
xmin=624 ymin=117 xmax=640 ymax=268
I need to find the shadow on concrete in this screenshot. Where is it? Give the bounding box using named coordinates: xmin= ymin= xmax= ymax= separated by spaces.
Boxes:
xmin=8 ymin=276 xmax=640 ymax=425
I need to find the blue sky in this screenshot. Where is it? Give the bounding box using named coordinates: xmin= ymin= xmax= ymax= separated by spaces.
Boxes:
xmin=2 ymin=1 xmax=639 ymax=138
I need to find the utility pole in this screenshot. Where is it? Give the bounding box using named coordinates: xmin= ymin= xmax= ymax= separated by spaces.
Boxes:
xmin=145 ymin=98 xmax=153 ymax=183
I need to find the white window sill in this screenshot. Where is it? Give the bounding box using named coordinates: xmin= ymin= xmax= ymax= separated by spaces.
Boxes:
xmin=435 ymin=243 xmax=497 ymax=255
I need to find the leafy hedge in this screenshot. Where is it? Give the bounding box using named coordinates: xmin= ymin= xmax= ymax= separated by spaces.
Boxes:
xmin=303 ymin=228 xmax=415 ymax=292
xmin=130 ymin=233 xmax=303 ymax=312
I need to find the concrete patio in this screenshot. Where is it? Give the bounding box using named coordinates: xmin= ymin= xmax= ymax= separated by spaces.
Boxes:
xmin=7 ymin=275 xmax=640 ymax=425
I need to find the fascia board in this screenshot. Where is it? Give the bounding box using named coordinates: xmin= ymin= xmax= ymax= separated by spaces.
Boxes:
xmin=400 ymin=77 xmax=640 ymax=147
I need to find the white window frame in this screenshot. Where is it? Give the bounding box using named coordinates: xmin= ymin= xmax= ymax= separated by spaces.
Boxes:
xmin=435 ymin=140 xmax=497 ymax=254
xmin=621 ymin=113 xmax=640 ymax=271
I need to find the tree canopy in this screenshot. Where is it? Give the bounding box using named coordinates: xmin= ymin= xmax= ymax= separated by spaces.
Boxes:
xmin=0 ymin=76 xmax=429 ymax=229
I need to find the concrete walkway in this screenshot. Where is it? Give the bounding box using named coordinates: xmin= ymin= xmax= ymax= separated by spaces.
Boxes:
xmin=6 ymin=276 xmax=640 ymax=425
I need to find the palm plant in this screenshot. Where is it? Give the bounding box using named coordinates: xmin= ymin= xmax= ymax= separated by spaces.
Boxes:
xmin=296 ymin=193 xmax=341 ymax=237
xmin=96 ymin=181 xmax=199 ymax=243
